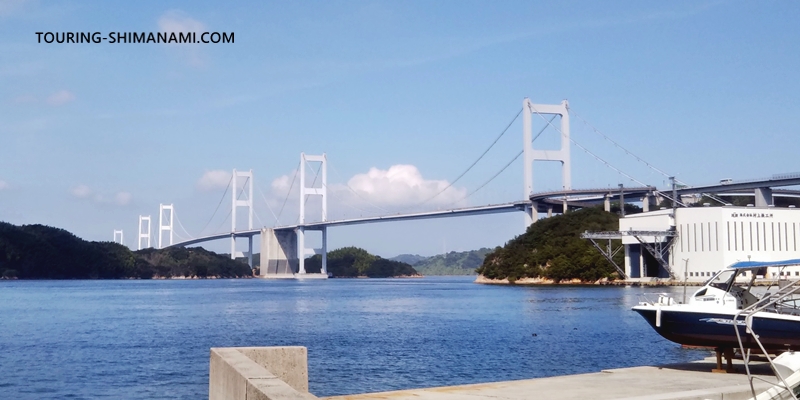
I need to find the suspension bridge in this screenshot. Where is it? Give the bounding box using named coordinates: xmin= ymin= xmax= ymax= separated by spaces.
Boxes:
xmin=115 ymin=98 xmax=800 ymax=279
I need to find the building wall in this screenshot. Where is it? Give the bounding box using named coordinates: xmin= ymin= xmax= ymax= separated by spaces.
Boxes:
xmin=620 ymin=209 xmax=674 ymax=279
xmin=619 ymin=206 xmax=800 ymax=282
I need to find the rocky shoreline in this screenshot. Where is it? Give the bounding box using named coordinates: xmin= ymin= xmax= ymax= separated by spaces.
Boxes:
xmin=473 ymin=274 xmax=705 ymax=287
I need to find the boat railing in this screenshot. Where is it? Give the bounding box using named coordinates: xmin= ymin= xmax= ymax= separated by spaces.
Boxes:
xmin=636 ymin=292 xmax=676 ymax=306
xmin=734 ymin=280 xmax=800 ymax=399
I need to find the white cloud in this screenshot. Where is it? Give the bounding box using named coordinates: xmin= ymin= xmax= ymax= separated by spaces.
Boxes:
xmin=0 ymin=180 xmax=8 ymax=190
xmin=114 ymin=191 xmax=132 ymax=206
xmin=70 ymin=184 xmax=92 ymax=198
xmin=197 ymin=169 xmax=231 ymax=191
xmin=271 ymin=172 xmax=295 ymax=192
xmin=158 ymin=9 xmax=205 ymax=34
xmin=158 ymin=10 xmax=206 ymax=66
xmin=251 ymin=165 xmax=467 ymax=226
xmin=46 ymin=90 xmax=75 ymax=106
xmin=70 ymin=185 xmax=132 ymax=206
xmin=342 ymin=164 xmax=467 ymax=208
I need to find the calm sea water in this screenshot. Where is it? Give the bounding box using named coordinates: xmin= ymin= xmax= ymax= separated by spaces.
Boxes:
xmin=0 ymin=277 xmax=708 ymax=399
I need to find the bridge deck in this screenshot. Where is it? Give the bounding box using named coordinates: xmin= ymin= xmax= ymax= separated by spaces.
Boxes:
xmin=168 ymin=174 xmax=800 ymax=249
xmin=167 ymin=201 xmax=529 ymax=248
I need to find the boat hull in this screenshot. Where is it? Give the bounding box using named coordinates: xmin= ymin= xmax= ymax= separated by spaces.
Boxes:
xmin=632 ymin=306 xmax=800 ymax=350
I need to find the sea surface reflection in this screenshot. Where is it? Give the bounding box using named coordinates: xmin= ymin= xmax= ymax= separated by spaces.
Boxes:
xmin=0 ymin=277 xmax=708 ymax=398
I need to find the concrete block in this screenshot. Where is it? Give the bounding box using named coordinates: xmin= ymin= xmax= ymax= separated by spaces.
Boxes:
xmin=237 ymin=346 xmax=309 ymax=393
xmin=209 ymin=347 xmax=317 ymax=400
xmin=209 ymin=348 xmax=251 ymax=400
xmin=248 ymin=378 xmax=316 ymax=400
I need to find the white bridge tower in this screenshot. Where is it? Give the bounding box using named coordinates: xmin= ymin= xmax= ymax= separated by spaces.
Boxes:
xmin=297 ymin=153 xmax=328 ymax=276
xmin=231 ymin=169 xmax=254 ymax=267
xmin=158 ymin=203 xmax=174 ymax=249
xmin=138 ymin=215 xmax=151 ymax=250
xmin=113 ymin=230 xmax=124 ymax=245
xmin=522 ymin=98 xmax=571 ymax=227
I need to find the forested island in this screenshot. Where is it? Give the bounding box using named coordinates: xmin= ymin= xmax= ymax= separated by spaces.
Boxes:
xmin=302 ymin=247 xmax=419 ymax=278
xmin=476 ymin=206 xmax=625 ymax=284
xmin=0 ymin=222 xmax=252 ymax=279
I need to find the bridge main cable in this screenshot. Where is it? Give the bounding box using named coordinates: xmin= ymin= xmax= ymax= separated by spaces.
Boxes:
xmin=406 ymin=108 xmax=523 ymax=209
xmin=274 ymin=161 xmax=301 ymax=226
xmin=523 ymin=102 xmax=694 ymax=207
xmin=570 ymin=107 xmax=721 ymax=206
xmin=446 ymin=115 xmax=557 ymax=206
xmin=198 ymin=175 xmax=232 ymax=235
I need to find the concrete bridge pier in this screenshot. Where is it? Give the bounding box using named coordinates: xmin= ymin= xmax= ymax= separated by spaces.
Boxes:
xmin=260 ymin=228 xmax=298 ymax=278
xmin=641 ymin=193 xmax=654 ymax=212
xmin=755 ymin=187 xmax=774 ymax=207
xmin=604 ymin=194 xmax=611 ymax=212
xmin=524 ymin=201 xmax=538 ymax=227
xmin=259 ymin=227 xmax=328 ymax=279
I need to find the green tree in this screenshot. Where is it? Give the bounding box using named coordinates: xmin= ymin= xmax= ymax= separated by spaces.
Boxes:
xmin=304 ymin=246 xmax=418 ymax=277
xmin=476 ymin=207 xmax=622 ymax=283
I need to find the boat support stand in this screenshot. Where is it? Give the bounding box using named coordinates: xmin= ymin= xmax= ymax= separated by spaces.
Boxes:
xmin=712 ymin=347 xmax=736 ymax=373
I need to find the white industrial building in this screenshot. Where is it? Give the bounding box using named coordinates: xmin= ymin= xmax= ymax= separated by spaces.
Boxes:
xmin=620 ymin=206 xmax=800 ymax=282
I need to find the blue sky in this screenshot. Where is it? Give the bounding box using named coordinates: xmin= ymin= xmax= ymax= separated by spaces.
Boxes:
xmin=1 ymin=1 xmax=799 ymax=257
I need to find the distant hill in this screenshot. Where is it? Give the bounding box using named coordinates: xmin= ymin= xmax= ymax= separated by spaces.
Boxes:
xmin=390 ymin=254 xmax=428 ymax=265
xmin=0 ymin=222 xmax=252 ymax=279
xmin=391 ymin=248 xmax=492 ymax=276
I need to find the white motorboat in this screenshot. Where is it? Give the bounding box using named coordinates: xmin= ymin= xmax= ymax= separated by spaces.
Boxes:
xmin=632 ymin=259 xmax=800 ymax=351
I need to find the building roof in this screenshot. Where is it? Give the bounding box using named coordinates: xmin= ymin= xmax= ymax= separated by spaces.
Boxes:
xmin=728 ymin=259 xmax=800 ymax=269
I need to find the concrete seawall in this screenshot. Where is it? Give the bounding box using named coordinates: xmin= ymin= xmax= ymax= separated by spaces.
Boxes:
xmin=210 ymin=347 xmax=779 ymax=400
xmin=209 ymin=346 xmax=317 ymax=400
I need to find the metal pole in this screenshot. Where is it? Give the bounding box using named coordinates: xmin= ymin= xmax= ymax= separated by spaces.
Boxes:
xmin=670 ymin=176 xmax=678 ymax=214
xmin=683 ymin=259 xmax=689 ymax=304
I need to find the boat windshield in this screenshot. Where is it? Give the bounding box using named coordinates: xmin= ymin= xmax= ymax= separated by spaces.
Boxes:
xmin=706 ymin=269 xmax=737 ymax=291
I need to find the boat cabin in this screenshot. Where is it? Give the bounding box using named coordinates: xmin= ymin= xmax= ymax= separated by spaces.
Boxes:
xmin=689 ymin=259 xmax=800 ymax=311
